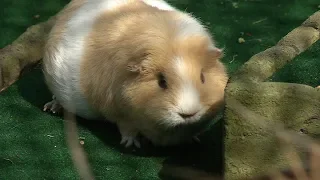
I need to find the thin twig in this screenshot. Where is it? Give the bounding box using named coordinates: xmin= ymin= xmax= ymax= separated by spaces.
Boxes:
xmin=64 ymin=110 xmax=95 ymax=180
xmin=252 ymin=18 xmax=268 ymax=24
xmin=3 ymin=158 xmax=13 ymax=164
xmin=229 ymin=54 xmax=238 ymax=63
xmin=310 ymin=143 xmax=320 ymax=179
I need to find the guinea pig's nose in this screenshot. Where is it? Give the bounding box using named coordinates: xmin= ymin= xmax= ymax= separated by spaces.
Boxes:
xmin=179 ymin=112 xmax=197 ymax=119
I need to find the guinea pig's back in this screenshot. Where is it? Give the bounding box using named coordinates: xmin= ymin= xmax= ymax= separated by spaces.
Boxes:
xmin=43 ymin=0 xmax=179 ymax=119
xmin=43 ymin=0 xmax=140 ymax=119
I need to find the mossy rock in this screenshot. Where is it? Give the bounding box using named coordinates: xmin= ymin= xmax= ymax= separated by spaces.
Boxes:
xmin=224 ymin=81 xmax=320 ymax=180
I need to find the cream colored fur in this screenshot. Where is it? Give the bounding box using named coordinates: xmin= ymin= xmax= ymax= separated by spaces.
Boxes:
xmin=43 ymin=0 xmax=228 ymax=147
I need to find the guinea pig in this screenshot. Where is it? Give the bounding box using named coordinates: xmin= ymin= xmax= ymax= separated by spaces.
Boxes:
xmin=42 ymin=0 xmax=229 ymax=148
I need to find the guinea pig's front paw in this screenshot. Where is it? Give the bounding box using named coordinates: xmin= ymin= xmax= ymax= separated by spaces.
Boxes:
xmin=117 ymin=122 xmax=141 ymax=148
xmin=43 ymin=95 xmax=62 ymax=114
xmin=186 ymin=136 xmax=201 ymax=145
xmin=120 ymin=136 xmax=141 ymax=148
xmin=192 ymin=136 xmax=201 ymax=143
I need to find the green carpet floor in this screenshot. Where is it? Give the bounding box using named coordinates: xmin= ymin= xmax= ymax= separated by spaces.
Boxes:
xmin=1 ymin=0 xmax=319 ymax=179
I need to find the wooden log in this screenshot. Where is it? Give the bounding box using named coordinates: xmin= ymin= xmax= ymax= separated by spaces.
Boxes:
xmin=0 ymin=16 xmax=56 ymax=92
xmin=229 ymin=11 xmax=320 ymax=83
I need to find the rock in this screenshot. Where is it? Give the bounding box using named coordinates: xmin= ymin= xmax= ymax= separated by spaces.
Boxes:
xmin=224 ymin=82 xmax=320 ymax=180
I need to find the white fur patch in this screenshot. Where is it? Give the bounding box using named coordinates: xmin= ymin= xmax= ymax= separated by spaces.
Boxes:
xmin=177 ymin=82 xmax=202 ymax=115
xmin=174 ymin=13 xmax=209 ymax=38
xmin=142 ymin=0 xmax=176 ymax=11
xmin=47 ymin=0 xmax=133 ymax=119
xmin=174 ymin=57 xmax=202 ymax=115
xmin=175 ymin=57 xmax=187 ymax=76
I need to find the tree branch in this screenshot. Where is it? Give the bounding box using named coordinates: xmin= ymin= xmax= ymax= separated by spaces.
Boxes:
xmin=0 ymin=16 xmax=56 ymax=92
xmin=230 ymin=10 xmax=320 ymax=83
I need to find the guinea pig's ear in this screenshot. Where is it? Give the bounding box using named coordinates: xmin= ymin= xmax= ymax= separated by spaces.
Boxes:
xmin=126 ymin=52 xmax=149 ymax=73
xmin=208 ymin=46 xmax=223 ymax=60
xmin=204 ymin=46 xmax=224 ymax=69
xmin=127 ymin=61 xmax=143 ymax=73
xmin=184 ymin=35 xmax=223 ymax=60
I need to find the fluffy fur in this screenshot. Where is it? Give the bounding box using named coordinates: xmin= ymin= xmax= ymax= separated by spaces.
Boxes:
xmin=43 ymin=0 xmax=229 ymax=147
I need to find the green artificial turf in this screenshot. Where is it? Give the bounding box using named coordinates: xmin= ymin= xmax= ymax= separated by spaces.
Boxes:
xmin=0 ymin=0 xmax=319 ymax=179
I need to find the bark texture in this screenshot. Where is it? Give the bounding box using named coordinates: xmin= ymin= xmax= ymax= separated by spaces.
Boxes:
xmin=0 ymin=16 xmax=56 ymax=92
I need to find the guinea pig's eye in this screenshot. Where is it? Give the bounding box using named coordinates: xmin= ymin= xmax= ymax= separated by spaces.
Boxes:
xmin=200 ymin=72 xmax=205 ymax=84
xmin=158 ymin=73 xmax=167 ymax=89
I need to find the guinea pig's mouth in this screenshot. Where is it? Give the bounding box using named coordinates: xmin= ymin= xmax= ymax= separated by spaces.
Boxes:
xmin=161 ymin=107 xmax=209 ymax=127
xmin=148 ymin=107 xmax=214 ymax=146
xmin=177 ymin=108 xmax=206 ymax=123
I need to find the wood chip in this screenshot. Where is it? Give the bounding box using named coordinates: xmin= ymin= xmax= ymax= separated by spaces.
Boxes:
xmin=238 ymin=37 xmax=246 ymax=43
xmin=232 ymin=2 xmax=239 ymax=8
